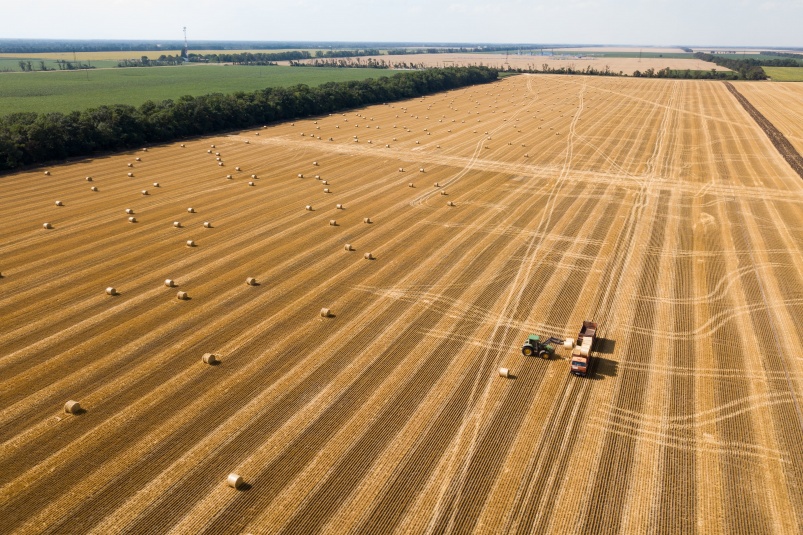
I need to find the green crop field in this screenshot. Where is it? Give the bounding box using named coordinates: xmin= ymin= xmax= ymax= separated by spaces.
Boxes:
xmin=0 ymin=65 xmax=388 ymax=116
xmin=763 ymin=67 xmax=803 ymax=81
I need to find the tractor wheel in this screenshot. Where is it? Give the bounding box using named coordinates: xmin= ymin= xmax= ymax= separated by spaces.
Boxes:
xmin=539 ymin=350 xmax=550 ymax=360
xmin=522 ymin=345 xmax=534 ymax=356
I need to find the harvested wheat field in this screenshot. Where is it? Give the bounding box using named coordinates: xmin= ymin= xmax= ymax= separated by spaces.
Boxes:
xmin=2 ymin=74 xmax=803 ymax=534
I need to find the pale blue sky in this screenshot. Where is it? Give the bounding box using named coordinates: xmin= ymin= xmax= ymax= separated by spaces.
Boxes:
xmin=2 ymin=0 xmax=801 ymax=47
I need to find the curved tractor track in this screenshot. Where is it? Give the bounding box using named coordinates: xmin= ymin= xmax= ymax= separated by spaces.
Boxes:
xmin=1 ymin=75 xmax=803 ymax=534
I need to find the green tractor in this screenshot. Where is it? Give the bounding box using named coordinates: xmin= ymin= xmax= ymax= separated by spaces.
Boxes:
xmin=521 ymin=334 xmax=566 ymax=359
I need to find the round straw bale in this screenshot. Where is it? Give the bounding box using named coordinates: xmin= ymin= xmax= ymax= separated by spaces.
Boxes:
xmin=320 ymin=308 xmax=332 ymax=317
xmin=64 ymin=400 xmax=81 ymax=414
xmin=364 ymin=252 xmax=374 ymax=260
xmin=499 ymin=367 xmax=510 ymax=378
xmin=363 ymin=217 xmax=371 ymax=224
xmin=564 ymin=338 xmax=575 ymax=350
xmin=434 ymin=182 xmax=440 ymax=187
xmin=398 ymin=168 xmax=404 ymax=172
xmin=447 ymin=201 xmax=455 ymax=206
xmin=218 ymin=162 xmax=223 ymax=166
xmin=323 ymin=188 xmax=330 ymax=193
xmin=181 ymin=143 xmax=185 ymax=147
xmin=314 ymin=175 xmax=320 ymax=180
xmin=211 ymin=144 xmax=215 ymax=148
xmin=55 ymin=200 xmax=63 ymax=206
xmin=141 ymin=190 xmax=148 ymax=195
xmin=86 ymin=176 xmax=93 ymax=182
xmin=408 ymin=183 xmax=414 ymax=188
xmin=186 ymin=240 xmax=195 ymax=247
xmin=43 ymin=222 xmax=52 ymax=229
xmin=298 ymin=173 xmax=304 ymax=178
xmin=177 ymin=291 xmax=188 ymax=300
xmin=153 ymin=182 xmax=160 ymax=187
xmin=235 ymin=167 xmax=241 ymax=171
xmin=227 ymin=473 xmax=243 ymax=489
xmin=142 ymin=148 xmax=148 ymax=152
xmin=207 ymin=149 xmax=212 ymax=154
xmin=128 ymin=216 xmax=137 ymax=223
xmin=128 ymin=172 xmax=134 ymax=177
xmin=344 ymin=243 xmax=353 ymax=251
xmin=313 ymin=161 xmax=318 ymax=166
xmin=440 ymin=190 xmax=447 ymax=195
xmin=135 ymin=157 xmax=141 ymax=161
xmin=580 ymin=346 xmax=590 ymax=357
xmin=173 ymin=221 xmax=181 ymax=228
xmin=419 ymin=168 xmax=425 ymax=173
xmin=248 ymin=181 xmax=255 ymax=186
xmin=128 ymin=163 xmax=133 ymax=167
xmin=245 ymin=140 xmax=250 ymax=144
xmin=202 ymin=353 xmax=218 ymax=364
xmin=125 ymin=208 xmax=134 ymax=214
xmin=245 ymin=277 xmax=257 ymax=286
xmin=226 ymin=174 xmax=233 ymax=179
xmin=329 ymin=219 xmax=337 ymax=226
xmin=165 ymin=279 xmax=175 ymax=287
xmin=106 ymin=287 xmax=117 ymax=295
xmin=187 ymin=207 xmax=195 ymax=213
xmin=203 ymin=221 xmax=212 ymax=228
xmin=336 ymin=203 xmax=343 ymax=209
xmin=90 ymin=186 xmax=98 ymax=191
xmin=306 ymin=205 xmax=313 ymax=211
xmin=216 ymin=157 xmax=221 ymax=161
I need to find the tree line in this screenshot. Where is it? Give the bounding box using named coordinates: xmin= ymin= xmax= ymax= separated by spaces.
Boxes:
xmin=691 ymin=52 xmax=802 ymax=80
xmin=0 ymin=66 xmax=498 ymax=172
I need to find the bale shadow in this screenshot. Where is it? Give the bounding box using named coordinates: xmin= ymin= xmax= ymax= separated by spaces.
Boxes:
xmin=595 ymin=337 xmax=616 ymax=354
xmin=237 ymin=482 xmax=252 ymax=491
xmin=591 ymin=356 xmax=618 ymax=380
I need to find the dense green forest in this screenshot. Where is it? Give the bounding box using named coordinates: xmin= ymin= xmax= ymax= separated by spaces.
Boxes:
xmin=0 ymin=66 xmax=497 ymax=172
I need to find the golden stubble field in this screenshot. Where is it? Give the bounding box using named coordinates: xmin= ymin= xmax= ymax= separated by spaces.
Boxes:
xmin=1 ymin=75 xmax=803 ymax=534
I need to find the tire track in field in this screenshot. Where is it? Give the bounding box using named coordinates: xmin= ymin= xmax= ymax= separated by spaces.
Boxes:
xmin=354 ymin=187 xmax=610 ymax=534
xmin=421 ymin=81 xmax=590 ymax=534
xmin=191 ymin=183 xmax=559 ymax=535
xmin=509 ymin=81 xmax=679 ymax=533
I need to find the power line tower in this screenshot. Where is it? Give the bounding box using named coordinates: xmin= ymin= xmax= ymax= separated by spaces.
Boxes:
xmin=181 ymin=27 xmax=189 ymax=62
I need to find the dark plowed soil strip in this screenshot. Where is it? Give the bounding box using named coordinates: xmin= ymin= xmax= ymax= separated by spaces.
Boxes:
xmin=723 ymin=81 xmax=803 ymax=180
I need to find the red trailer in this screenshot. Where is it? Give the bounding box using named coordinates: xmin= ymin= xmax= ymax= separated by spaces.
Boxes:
xmin=570 ymin=321 xmax=598 ymax=377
